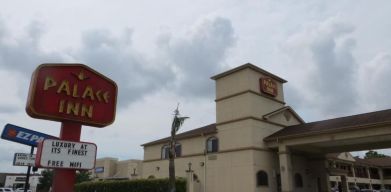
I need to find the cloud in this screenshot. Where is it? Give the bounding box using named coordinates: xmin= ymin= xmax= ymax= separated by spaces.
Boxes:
xmin=358 ymin=52 xmax=391 ymax=110
xmin=0 ymin=142 xmax=31 ymax=173
xmin=0 ymin=20 xmax=66 ymax=74
xmin=73 ymin=28 xmax=175 ymax=108
xmin=159 ymin=17 xmax=236 ymax=99
xmin=0 ymin=70 xmax=28 ymax=113
xmin=73 ymin=16 xmax=236 ymax=106
xmin=0 ymin=15 xmax=236 ymax=109
xmin=282 ymin=17 xmax=358 ymax=119
xmin=0 ymin=19 xmax=63 ymax=113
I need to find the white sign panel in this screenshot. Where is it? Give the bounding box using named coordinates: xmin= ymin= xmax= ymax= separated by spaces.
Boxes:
xmin=13 ymin=153 xmax=36 ymax=166
xmin=36 ymin=139 xmax=97 ymax=170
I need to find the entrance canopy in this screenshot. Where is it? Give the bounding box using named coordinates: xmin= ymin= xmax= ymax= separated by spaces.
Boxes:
xmin=264 ymin=109 xmax=391 ymax=154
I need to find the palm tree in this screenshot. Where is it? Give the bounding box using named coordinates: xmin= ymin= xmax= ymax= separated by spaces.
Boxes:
xmin=169 ymin=106 xmax=189 ymax=192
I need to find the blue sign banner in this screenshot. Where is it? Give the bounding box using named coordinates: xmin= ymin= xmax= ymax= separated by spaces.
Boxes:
xmin=95 ymin=167 xmax=104 ymax=173
xmin=1 ymin=124 xmax=57 ymax=147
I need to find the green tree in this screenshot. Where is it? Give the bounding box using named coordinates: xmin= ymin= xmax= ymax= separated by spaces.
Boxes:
xmin=37 ymin=169 xmax=91 ymax=191
xmin=76 ymin=171 xmax=91 ymax=183
xmin=37 ymin=169 xmax=53 ymax=192
xmin=364 ymin=150 xmax=389 ymax=159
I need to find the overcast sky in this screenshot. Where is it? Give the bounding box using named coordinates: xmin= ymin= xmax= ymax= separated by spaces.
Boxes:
xmin=1 ymin=0 xmax=391 ymax=173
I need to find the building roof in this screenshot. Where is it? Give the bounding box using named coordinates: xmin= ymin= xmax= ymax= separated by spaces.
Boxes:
xmin=264 ymin=109 xmax=391 ymax=141
xmin=326 ymin=153 xmax=340 ymax=159
xmin=263 ymin=106 xmax=305 ymax=124
xmin=210 ymin=63 xmax=287 ymax=83
xmin=141 ymin=124 xmax=217 ymax=146
xmin=359 ymin=157 xmax=391 ymax=167
xmin=327 ymin=153 xmax=391 ymax=167
xmin=0 ymin=172 xmax=41 ymax=176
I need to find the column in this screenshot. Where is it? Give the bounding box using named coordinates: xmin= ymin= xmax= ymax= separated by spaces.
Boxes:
xmin=351 ymin=164 xmax=357 ymax=187
xmin=186 ymin=170 xmax=194 ymax=192
xmin=279 ymin=145 xmax=293 ymax=192
xmin=341 ymin=175 xmax=348 ymax=192
xmin=378 ymin=168 xmax=385 ymax=190
xmin=320 ymin=160 xmax=331 ymax=192
xmin=367 ymin=167 xmax=372 ymax=189
xmin=310 ymin=158 xmax=331 ymax=192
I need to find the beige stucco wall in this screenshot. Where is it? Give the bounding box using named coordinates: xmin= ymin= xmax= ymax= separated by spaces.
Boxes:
xmin=94 ymin=158 xmax=142 ymax=180
xmin=217 ymin=120 xmax=254 ymax=150
xmin=94 ymin=157 xmax=118 ymax=178
xmin=266 ymin=111 xmax=302 ymax=126
xmin=216 ymin=119 xmax=287 ymax=150
xmin=382 ymin=179 xmax=391 ymax=185
xmin=215 ymin=68 xmax=285 ymax=102
xmin=216 ymin=93 xmax=285 ymax=124
xmin=253 ymin=150 xmax=280 ymax=192
xmin=114 ymin=160 xmax=143 ymax=179
xmin=143 ymin=149 xmax=275 ymax=192
xmin=291 ymin=155 xmax=317 ymax=192
xmin=336 ymin=152 xmax=356 ymax=162
xmin=142 ymin=156 xmax=205 ymax=180
xmin=143 ymin=134 xmax=215 ymax=161
xmin=143 ymin=143 xmax=162 ymax=161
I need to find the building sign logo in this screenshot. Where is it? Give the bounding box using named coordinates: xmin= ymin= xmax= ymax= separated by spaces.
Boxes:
xmin=7 ymin=128 xmax=17 ymax=138
xmin=95 ymin=167 xmax=104 ymax=173
xmin=260 ymin=77 xmax=278 ymax=97
xmin=26 ymin=64 xmax=118 ymax=127
xmin=1 ymin=124 xmax=57 ymax=147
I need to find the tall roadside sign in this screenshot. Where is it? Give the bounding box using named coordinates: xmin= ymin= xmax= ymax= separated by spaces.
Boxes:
xmin=26 ymin=63 xmax=118 ymax=192
xmin=26 ymin=64 xmax=117 ymax=127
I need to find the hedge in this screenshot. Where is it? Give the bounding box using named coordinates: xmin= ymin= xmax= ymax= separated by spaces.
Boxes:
xmin=75 ymin=178 xmax=186 ymax=192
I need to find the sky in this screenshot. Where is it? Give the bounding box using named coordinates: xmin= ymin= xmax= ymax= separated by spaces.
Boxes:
xmin=0 ymin=0 xmax=391 ymax=173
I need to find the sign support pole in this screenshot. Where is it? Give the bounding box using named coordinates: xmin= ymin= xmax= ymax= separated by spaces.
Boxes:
xmin=51 ymin=122 xmax=81 ymax=192
xmin=24 ymin=146 xmax=34 ymax=192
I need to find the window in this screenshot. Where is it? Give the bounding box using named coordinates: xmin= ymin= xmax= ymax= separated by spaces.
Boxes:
xmin=294 ymin=173 xmax=303 ymax=188
xmin=175 ymin=143 xmax=182 ymax=157
xmin=161 ymin=143 xmax=182 ymax=159
xmin=256 ymin=170 xmax=268 ymax=186
xmin=206 ymin=137 xmax=218 ymax=153
xmin=161 ymin=145 xmax=169 ymax=159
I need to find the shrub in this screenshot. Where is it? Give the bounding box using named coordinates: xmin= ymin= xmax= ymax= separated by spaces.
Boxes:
xmin=75 ymin=178 xmax=186 ymax=192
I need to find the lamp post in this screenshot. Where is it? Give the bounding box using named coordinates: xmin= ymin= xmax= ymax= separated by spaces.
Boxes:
xmin=186 ymin=162 xmax=194 ymax=192
xmin=187 ymin=162 xmax=193 ymax=172
xmin=130 ymin=168 xmax=137 ymax=177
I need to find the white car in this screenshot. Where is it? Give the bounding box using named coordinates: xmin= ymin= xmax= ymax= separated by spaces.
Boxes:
xmin=14 ymin=189 xmax=31 ymax=192
xmin=0 ymin=188 xmax=14 ymax=192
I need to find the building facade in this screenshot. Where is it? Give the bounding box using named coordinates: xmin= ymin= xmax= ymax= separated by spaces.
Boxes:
xmin=328 ymin=152 xmax=391 ymax=191
xmin=1 ymin=173 xmax=41 ymax=192
xmin=141 ymin=64 xmax=315 ymax=192
xmin=96 ymin=63 xmax=391 ymax=192
xmin=91 ymin=157 xmax=142 ymax=180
